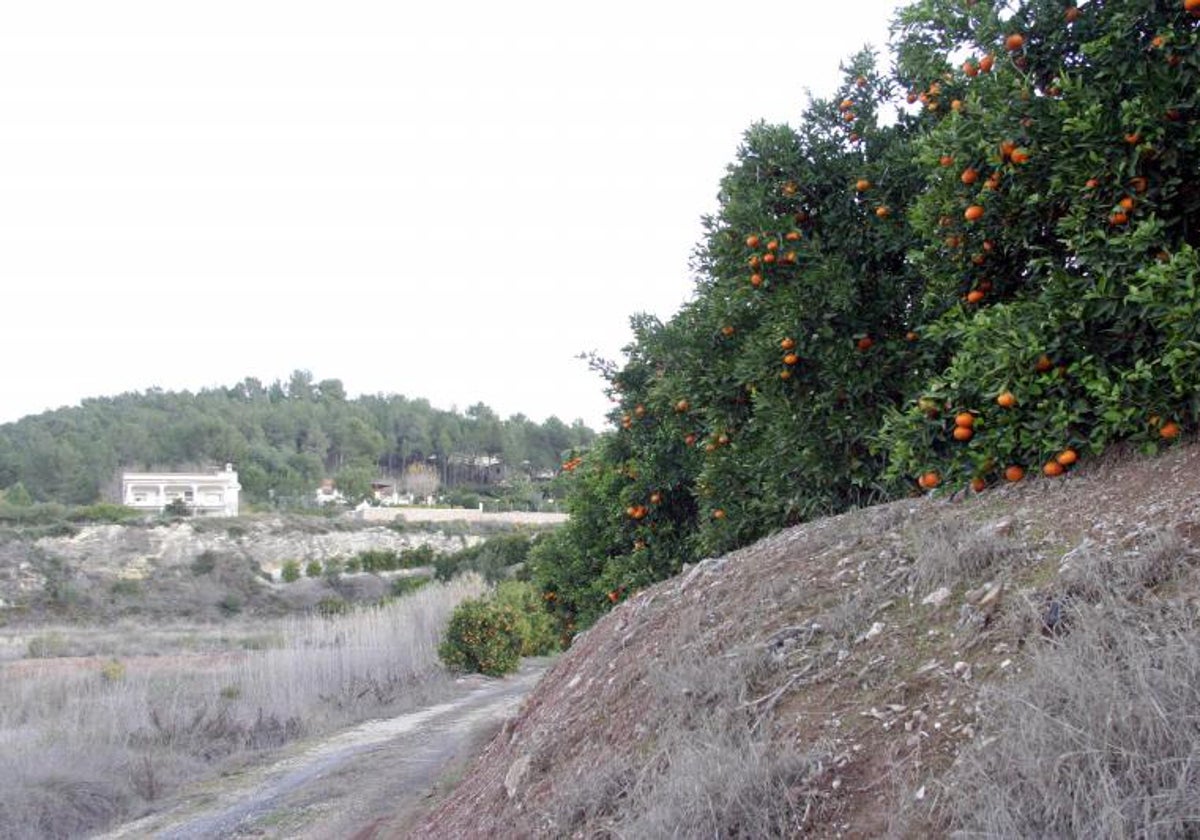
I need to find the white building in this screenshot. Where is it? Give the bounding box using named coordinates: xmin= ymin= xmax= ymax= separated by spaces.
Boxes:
xmin=122 ymin=464 xmax=241 ymax=517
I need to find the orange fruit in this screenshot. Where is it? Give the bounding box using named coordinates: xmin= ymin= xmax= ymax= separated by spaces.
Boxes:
xmin=906 ymin=331 xmax=919 ymax=342
xmin=999 ymin=140 xmax=1017 ymax=160
xmin=766 ymin=239 xmax=779 ymax=251
xmin=1160 ymin=421 xmax=1181 ymax=439
xmin=1043 ymin=461 xmax=1064 ymax=477
xmin=857 ymin=336 xmax=875 ymax=351
xmin=1005 ymin=33 xmax=1025 ymax=51
xmin=1035 ymin=354 xmax=1054 ymax=373
xmin=745 ymin=234 xmax=760 ymax=248
xmin=964 ymin=205 xmax=985 ymax=222
xmin=1124 ymin=132 xmax=1142 ymax=145
xmin=781 ymin=337 xmax=796 ymax=350
xmin=785 ymin=230 xmax=801 ymax=241
xmin=939 ymin=155 xmax=954 ymax=167
xmin=1055 ymin=448 xmax=1078 ymax=466
xmin=748 ymin=255 xmax=761 ymax=268
xmin=953 ymin=425 xmax=974 ymax=442
xmin=961 ymin=167 xmax=979 ymax=185
xmin=1065 ymin=6 xmax=1080 ymax=22
xmin=684 ymin=433 xmax=697 ymax=446
xmin=763 ymin=252 xmax=776 ymax=264
xmin=954 ymin=412 xmax=975 ymax=428
xmin=970 ymin=477 xmax=987 ymax=493
xmin=1085 ymin=178 xmax=1100 ymax=189
xmin=996 ymin=391 xmax=1017 ymax=408
xmin=634 ymin=404 xmax=646 ymax=417
xmin=1118 ymin=196 xmax=1135 ymax=211
xmin=782 ymin=250 xmax=797 ymax=264
xmin=711 ymin=508 xmax=726 ymax=520
xmin=783 ymin=353 xmax=799 ymax=366
xmin=675 ymin=399 xmax=690 ymax=413
xmin=856 ymin=178 xmax=871 ymax=192
xmin=963 ymin=60 xmax=978 ymax=77
xmin=1004 ymin=465 xmax=1025 ymax=482
xmin=721 ymin=325 xmax=735 ymax=337
xmin=840 ymin=98 xmax=854 ymax=110
xmin=1110 ymin=212 xmax=1129 ymax=226
xmin=875 ymin=206 xmax=891 ymax=219
xmin=779 ymin=369 xmax=792 ymax=380
xmin=750 ymin=273 xmax=764 ymax=287
xmin=966 ymin=289 xmax=986 ymax=304
xmin=951 ymin=99 xmax=963 ymax=112
xmin=918 ymin=470 xmax=941 ymax=489
xmin=1010 ymin=148 xmax=1031 ymax=164
xmin=649 ymin=492 xmax=662 ymax=505
xmin=979 ymin=54 xmax=995 ymax=73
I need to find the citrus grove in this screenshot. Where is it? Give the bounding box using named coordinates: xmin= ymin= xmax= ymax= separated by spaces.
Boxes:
xmin=528 ymin=0 xmax=1200 ymax=633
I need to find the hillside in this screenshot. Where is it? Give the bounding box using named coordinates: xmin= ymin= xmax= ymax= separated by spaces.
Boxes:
xmin=416 ymin=442 xmax=1200 ymax=837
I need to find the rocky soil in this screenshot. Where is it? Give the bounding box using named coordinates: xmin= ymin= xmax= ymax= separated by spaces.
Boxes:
xmin=0 ymin=515 xmax=476 ymax=611
xmin=413 ymin=441 xmax=1200 ymax=837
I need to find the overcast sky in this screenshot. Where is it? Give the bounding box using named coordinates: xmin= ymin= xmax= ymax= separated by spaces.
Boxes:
xmin=1 ymin=0 xmax=906 ymax=430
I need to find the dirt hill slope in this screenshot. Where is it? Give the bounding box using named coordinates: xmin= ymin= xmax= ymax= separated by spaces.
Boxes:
xmin=415 ymin=442 xmax=1200 ymax=838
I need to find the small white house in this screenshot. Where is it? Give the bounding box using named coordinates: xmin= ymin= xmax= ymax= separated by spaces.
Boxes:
xmin=122 ymin=464 xmax=241 ymax=517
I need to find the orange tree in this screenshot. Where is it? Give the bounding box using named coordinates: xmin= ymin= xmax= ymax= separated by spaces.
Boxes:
xmin=877 ymin=0 xmax=1200 ymax=489
xmin=532 ymin=0 xmax=1200 ymax=635
xmin=530 ymin=51 xmax=933 ymax=626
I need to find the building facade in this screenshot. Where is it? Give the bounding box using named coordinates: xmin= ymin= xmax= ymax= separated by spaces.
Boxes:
xmin=121 ymin=464 xmax=241 ymax=517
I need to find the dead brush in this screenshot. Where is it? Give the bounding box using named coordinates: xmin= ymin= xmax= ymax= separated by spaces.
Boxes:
xmin=1062 ymin=528 xmax=1192 ymax=604
xmin=547 ymin=643 xmax=825 ymax=838
xmin=910 ymin=518 xmax=1024 ymax=596
xmin=945 ymin=598 xmax=1200 ymax=838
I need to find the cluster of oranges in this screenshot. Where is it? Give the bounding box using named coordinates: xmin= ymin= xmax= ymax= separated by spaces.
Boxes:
xmin=745 ymin=232 xmax=800 ymax=288
xmin=561 ymin=456 xmax=584 ymax=473
xmin=779 ymin=337 xmax=799 ymax=380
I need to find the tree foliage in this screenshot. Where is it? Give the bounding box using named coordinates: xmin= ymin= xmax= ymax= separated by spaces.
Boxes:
xmin=0 ymin=372 xmax=596 ymax=506
xmin=533 ymin=0 xmax=1200 ymax=636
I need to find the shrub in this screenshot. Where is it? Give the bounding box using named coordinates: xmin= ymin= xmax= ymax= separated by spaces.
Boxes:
xmin=438 ymin=598 xmax=524 ymax=677
xmin=356 ymin=549 xmax=399 ymax=573
xmin=190 ymin=550 xmax=218 ymax=576
xmin=163 ymin=498 xmax=192 ymax=518
xmin=435 ymin=532 xmax=535 ymax=582
xmin=304 ymin=560 xmax=322 ymax=578
xmin=494 ymin=580 xmax=559 ymax=657
xmin=280 ymin=560 xmax=301 ymax=583
xmin=390 ymin=575 xmax=432 ymax=598
xmin=26 ymin=632 xmax=68 ymax=658
xmin=315 ymin=597 xmax=349 ymax=617
xmin=68 ymin=503 xmax=139 ymax=523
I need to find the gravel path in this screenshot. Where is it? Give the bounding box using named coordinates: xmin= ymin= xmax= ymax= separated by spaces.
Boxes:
xmin=99 ymin=660 xmax=549 ymax=839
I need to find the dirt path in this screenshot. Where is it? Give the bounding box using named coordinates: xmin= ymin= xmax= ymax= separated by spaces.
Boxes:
xmin=100 ymin=660 xmax=550 ymax=840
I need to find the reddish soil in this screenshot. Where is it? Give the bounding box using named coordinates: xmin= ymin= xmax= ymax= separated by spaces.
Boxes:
xmin=410 ymin=441 xmax=1200 ymax=838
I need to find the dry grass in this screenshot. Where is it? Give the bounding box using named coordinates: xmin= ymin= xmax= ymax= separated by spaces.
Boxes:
xmin=0 ymin=575 xmax=486 ymax=840
xmin=910 ymin=517 xmax=1024 ymax=597
xmin=549 ymin=644 xmax=823 ymax=838
xmin=947 ymin=598 xmax=1200 ymax=838
xmin=943 ymin=524 xmax=1200 ymax=839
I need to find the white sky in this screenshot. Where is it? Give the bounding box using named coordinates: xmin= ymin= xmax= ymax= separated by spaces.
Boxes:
xmin=1 ymin=0 xmax=905 ymax=430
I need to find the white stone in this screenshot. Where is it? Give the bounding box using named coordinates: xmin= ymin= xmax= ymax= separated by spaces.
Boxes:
xmin=922 ymin=586 xmax=952 ymax=607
